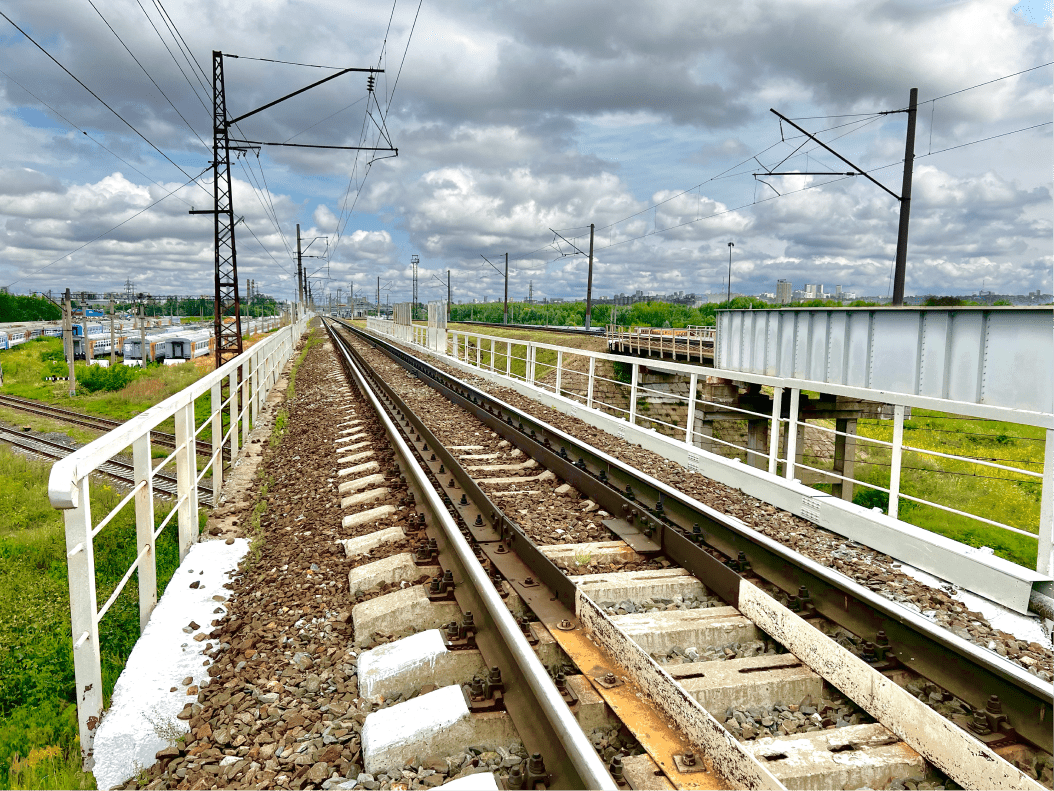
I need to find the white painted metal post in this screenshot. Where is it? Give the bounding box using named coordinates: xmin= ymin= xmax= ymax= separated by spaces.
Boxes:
xmin=251 ymin=348 xmax=261 ymax=426
xmin=174 ymin=402 xmax=197 ymax=559
xmin=527 ymin=343 xmax=535 ymax=385
xmin=63 ymin=476 xmax=102 ymax=765
xmin=685 ymin=372 xmax=698 ymax=444
xmin=1038 ymin=428 xmax=1054 ymax=575
xmin=768 ymin=386 xmax=784 ymax=476
xmin=555 ymin=350 xmax=563 ymax=395
xmin=506 ymin=341 xmax=512 ymax=376
xmin=888 ymin=404 xmax=906 ymax=519
xmin=586 ymin=356 xmax=596 ymax=409
xmin=784 ymin=388 xmax=800 ymax=481
xmin=476 ymin=335 xmax=481 ymax=367
xmin=210 ymin=380 xmax=223 ymax=505
xmin=490 ymin=339 xmax=496 ymax=371
xmin=629 ymin=362 xmax=639 ymax=425
xmin=133 ymin=434 xmax=156 ymax=632
xmin=229 ymin=370 xmax=239 ymax=461
xmin=240 ymin=363 xmax=250 ymax=448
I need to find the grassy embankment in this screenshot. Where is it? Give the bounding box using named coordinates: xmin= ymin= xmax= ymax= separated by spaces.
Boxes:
xmin=0 ymin=334 xmax=280 ymax=788
xmin=841 ymin=410 xmax=1044 ymax=568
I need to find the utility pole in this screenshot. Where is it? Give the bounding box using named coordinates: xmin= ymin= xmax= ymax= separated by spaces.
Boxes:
xmin=62 ymin=288 xmax=75 ymax=397
xmin=296 ymin=224 xmax=304 ymax=308
xmin=528 ymin=280 xmax=533 ymax=305
xmin=108 ymin=298 xmax=115 ymax=367
xmin=377 ymin=276 xmax=380 ymax=317
xmin=447 ymin=269 xmax=451 ymax=321
xmin=762 ymin=88 xmax=918 ymax=306
xmin=585 ymin=223 xmax=595 ymax=330
xmin=891 ymin=88 xmax=918 ymax=306
xmin=504 ymin=253 xmax=509 ymax=325
xmin=138 ymin=294 xmax=148 ymax=368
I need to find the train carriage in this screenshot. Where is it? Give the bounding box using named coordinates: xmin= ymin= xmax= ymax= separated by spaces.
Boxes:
xmin=159 ymin=329 xmax=212 ymax=364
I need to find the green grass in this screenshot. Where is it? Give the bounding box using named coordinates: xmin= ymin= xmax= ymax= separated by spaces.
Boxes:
xmin=0 ymin=440 xmax=193 ymax=788
xmin=828 ymin=409 xmax=1044 ymax=568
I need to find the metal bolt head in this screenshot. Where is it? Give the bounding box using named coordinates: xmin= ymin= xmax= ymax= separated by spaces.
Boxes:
xmin=683 ymin=751 xmax=696 ymax=766
xmin=985 ymin=694 xmax=1003 ymax=715
xmin=604 ymin=672 xmax=617 ymax=685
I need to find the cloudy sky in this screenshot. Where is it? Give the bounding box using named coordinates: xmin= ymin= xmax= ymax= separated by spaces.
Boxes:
xmin=0 ymin=0 xmax=1050 ymax=305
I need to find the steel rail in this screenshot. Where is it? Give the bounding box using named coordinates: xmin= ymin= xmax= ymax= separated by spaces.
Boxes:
xmin=0 ymin=428 xmax=213 ymax=505
xmin=323 ymin=319 xmax=616 ymax=791
xmin=340 ymin=319 xmax=1054 ymax=755
xmin=0 ymin=394 xmax=231 ymax=460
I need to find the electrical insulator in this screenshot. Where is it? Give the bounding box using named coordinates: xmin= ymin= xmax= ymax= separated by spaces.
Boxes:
xmin=367 ymin=74 xmax=375 ymax=92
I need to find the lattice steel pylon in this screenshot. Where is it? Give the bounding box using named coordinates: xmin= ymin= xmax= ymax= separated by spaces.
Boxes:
xmin=212 ymin=50 xmax=242 ymax=368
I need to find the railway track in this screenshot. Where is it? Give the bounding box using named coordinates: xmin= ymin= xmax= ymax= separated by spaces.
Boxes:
xmin=0 ymin=427 xmax=213 ymax=505
xmin=0 ymin=393 xmax=230 ymax=459
xmin=323 ymin=318 xmax=1050 ymax=790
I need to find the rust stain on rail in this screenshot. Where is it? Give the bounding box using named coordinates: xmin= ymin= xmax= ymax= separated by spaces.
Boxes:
xmin=544 ymin=620 xmax=728 ymax=790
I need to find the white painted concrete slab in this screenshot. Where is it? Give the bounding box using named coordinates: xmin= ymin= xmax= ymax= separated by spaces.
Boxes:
xmin=358 ymin=629 xmax=486 ymax=701
xmin=339 ymin=524 xmax=404 ymax=556
xmin=92 ymin=539 xmax=248 ymax=791
xmin=362 ymin=685 xmax=470 ymax=773
xmin=338 ymin=451 xmax=375 ymax=468
xmin=342 ymin=504 xmax=397 ymax=530
xmin=338 ymin=460 xmax=380 ymax=478
xmin=339 ymin=473 xmax=386 ymax=494
xmin=341 ymin=487 xmax=390 ymax=509
xmin=347 ymin=552 xmax=434 ymax=594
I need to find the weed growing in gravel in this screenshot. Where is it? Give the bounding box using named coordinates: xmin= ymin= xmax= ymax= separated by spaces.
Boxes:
xmin=143 ymin=706 xmax=185 ymax=745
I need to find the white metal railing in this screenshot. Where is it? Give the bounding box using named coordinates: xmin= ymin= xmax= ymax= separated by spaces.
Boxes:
xmin=49 ymin=315 xmax=307 ymax=761
xmin=366 ymin=321 xmax=1053 ymax=579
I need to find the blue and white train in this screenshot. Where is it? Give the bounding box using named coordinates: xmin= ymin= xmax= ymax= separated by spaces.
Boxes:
xmin=159 ymin=329 xmax=212 ymax=364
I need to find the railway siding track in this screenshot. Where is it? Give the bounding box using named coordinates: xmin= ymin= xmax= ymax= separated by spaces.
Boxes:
xmin=0 ymin=426 xmax=212 ymax=505
xmin=0 ymin=393 xmax=231 ymax=459
xmin=333 ymin=320 xmax=1049 ymax=790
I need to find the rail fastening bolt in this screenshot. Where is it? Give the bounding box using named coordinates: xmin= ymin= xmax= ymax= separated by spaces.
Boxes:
xmin=683 ymin=752 xmax=696 ymax=767
xmin=603 ymin=672 xmax=617 ymax=685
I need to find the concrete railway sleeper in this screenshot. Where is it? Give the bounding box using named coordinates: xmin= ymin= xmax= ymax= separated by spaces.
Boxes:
xmin=331 ymin=319 xmax=1049 ymax=790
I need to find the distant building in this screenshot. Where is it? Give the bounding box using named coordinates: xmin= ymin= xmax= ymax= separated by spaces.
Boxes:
xmin=776 ymin=280 xmax=793 ymax=304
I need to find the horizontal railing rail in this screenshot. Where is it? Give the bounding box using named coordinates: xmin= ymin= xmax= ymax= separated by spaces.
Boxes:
xmin=49 ymin=314 xmax=308 ymax=765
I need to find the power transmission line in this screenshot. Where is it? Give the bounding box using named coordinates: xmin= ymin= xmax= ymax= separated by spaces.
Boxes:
xmin=85 ymin=0 xmax=211 ymax=154
xmin=0 ymin=10 xmax=208 ymax=193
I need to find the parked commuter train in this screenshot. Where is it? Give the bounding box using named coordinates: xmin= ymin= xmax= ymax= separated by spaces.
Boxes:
xmin=122 ymin=332 xmax=170 ymax=365
xmin=159 ymin=329 xmax=211 ymax=364
xmin=0 ymin=328 xmax=29 ymax=350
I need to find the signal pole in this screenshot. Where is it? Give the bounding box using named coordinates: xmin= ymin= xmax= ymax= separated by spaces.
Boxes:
xmin=411 ymin=254 xmax=419 ymax=319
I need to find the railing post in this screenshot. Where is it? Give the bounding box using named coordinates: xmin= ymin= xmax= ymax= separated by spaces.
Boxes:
xmin=784 ymin=388 xmax=800 ymax=481
xmin=586 ymin=356 xmax=596 ymax=409
xmin=211 ymin=379 xmax=223 ymax=505
xmin=490 ymin=339 xmax=495 ymax=371
xmin=229 ymin=369 xmax=239 ymax=461
xmin=174 ymin=401 xmax=198 ymax=560
xmin=506 ymin=340 xmax=512 ymax=376
xmin=476 ymin=335 xmax=481 ymax=367
xmin=133 ymin=434 xmax=156 ymax=631
xmin=240 ymin=363 xmax=250 ymax=448
xmin=768 ymin=386 xmax=783 ymax=476
xmin=527 ymin=343 xmax=535 ymax=385
xmin=629 ymin=362 xmax=639 ymax=425
xmin=251 ymin=347 xmax=261 ymax=427
xmin=685 ymin=372 xmax=698 ymax=445
xmin=888 ymin=404 xmax=905 ymax=519
xmin=63 ymin=476 xmax=102 ymax=766
xmin=1038 ymin=428 xmax=1053 ymax=575
xmin=555 ymin=350 xmax=563 ymax=395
